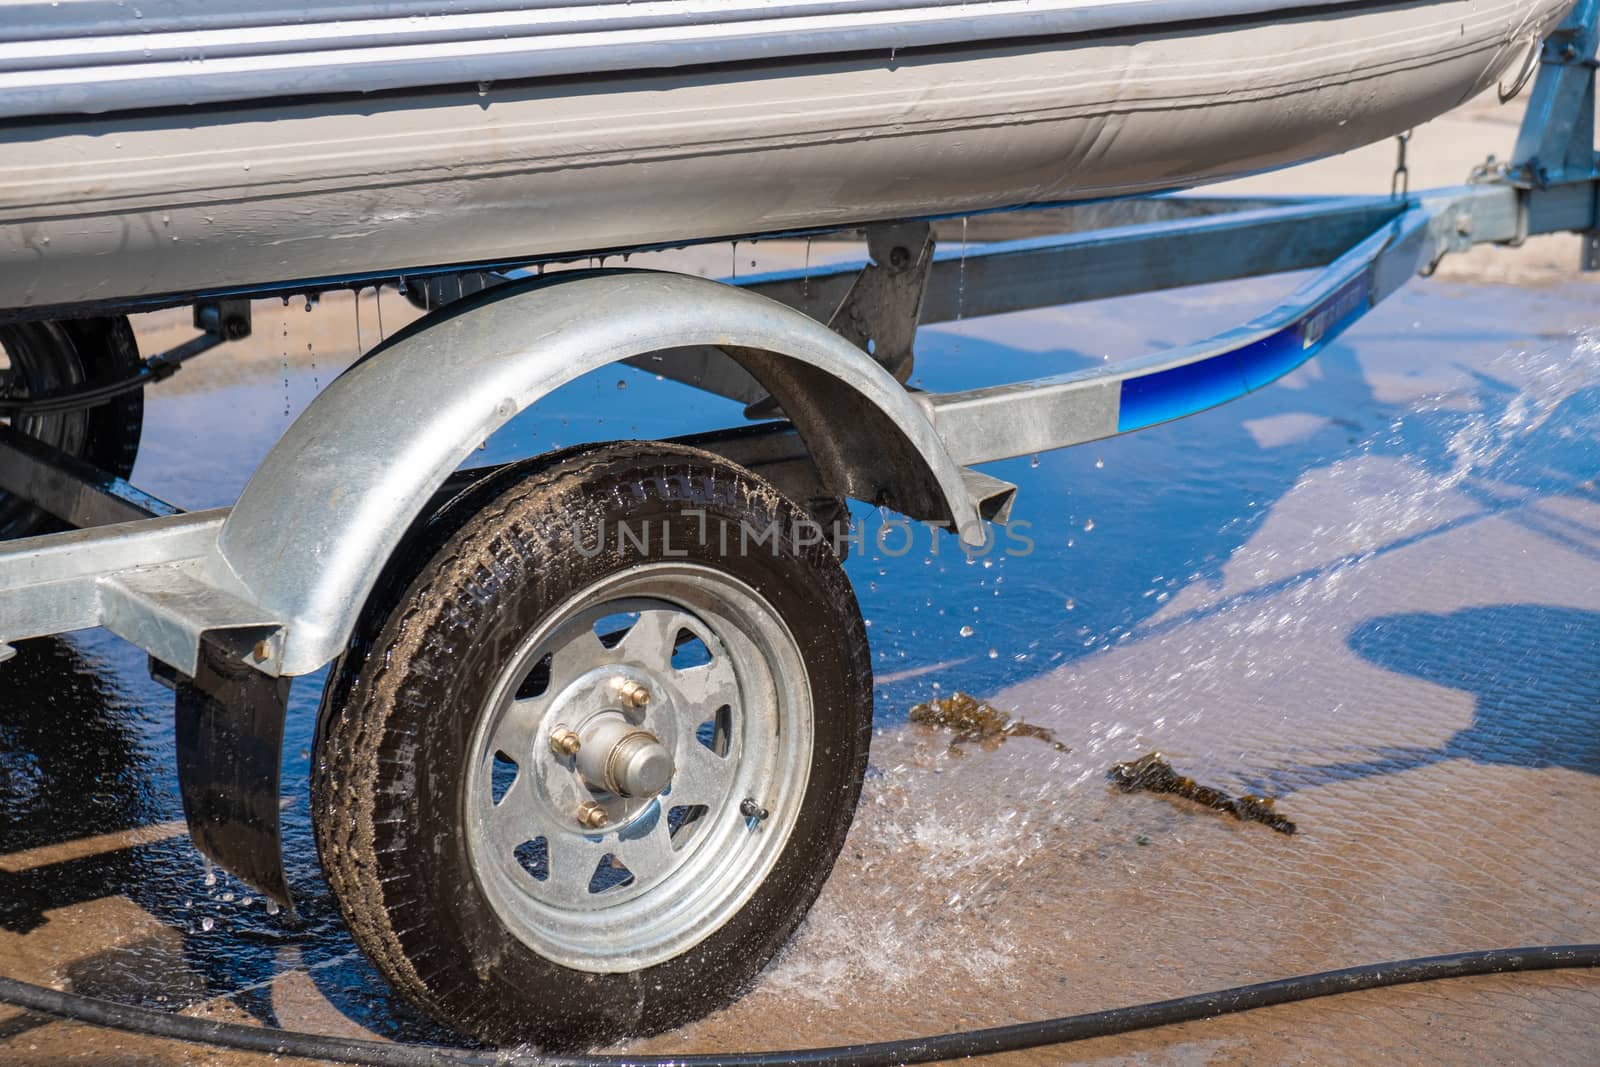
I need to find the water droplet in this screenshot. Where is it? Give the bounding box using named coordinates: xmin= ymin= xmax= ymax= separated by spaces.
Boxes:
xmin=203 ymin=871 xmax=217 ymax=887
xmin=959 ymin=625 xmax=974 ymax=638
xmin=1095 ymin=456 xmax=1104 ymax=469
xmin=200 ymin=917 xmax=214 ymax=932
xmin=1029 ymin=454 xmax=1039 ymax=468
xmin=616 ymin=379 xmax=627 ymax=390
xmin=1065 ymin=598 xmax=1075 ymax=610
xmin=1083 ymin=518 xmax=1095 ymax=532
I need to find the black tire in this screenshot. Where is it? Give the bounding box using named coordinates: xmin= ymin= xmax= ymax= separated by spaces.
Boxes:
xmin=0 ymin=316 xmax=144 ymax=539
xmin=312 ymin=441 xmax=872 ymax=1047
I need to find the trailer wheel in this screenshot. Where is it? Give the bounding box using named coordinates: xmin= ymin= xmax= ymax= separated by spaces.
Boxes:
xmin=312 ymin=441 xmax=872 ymax=1045
xmin=0 ymin=317 xmax=144 ymax=539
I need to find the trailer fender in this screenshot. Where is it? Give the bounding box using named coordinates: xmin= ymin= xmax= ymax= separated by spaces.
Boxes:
xmin=217 ymin=270 xmax=981 ymax=678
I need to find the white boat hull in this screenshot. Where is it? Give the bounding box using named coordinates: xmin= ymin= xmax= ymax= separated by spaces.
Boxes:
xmin=0 ymin=0 xmax=1571 ymax=313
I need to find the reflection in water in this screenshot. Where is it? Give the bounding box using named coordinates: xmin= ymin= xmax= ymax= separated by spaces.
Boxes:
xmin=0 ymin=638 xmax=153 ymax=851
xmin=862 ymin=324 xmax=1598 ymax=716
xmin=0 ymin=638 xmax=154 ymax=935
xmin=0 ymin=634 xmax=450 ymax=1038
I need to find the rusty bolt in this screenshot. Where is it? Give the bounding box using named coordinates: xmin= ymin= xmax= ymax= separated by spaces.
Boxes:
xmin=576 ymin=801 xmax=609 ymax=830
xmin=549 ymin=727 xmax=581 ymax=758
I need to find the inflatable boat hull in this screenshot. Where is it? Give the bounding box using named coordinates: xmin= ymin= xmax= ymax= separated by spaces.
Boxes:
xmin=0 ymin=0 xmax=1572 ymax=313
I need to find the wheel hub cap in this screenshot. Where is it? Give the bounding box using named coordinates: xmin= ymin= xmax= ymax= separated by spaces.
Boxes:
xmin=576 ymin=710 xmax=675 ymax=799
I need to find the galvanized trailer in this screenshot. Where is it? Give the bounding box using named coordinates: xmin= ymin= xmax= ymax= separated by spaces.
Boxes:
xmin=1 ymin=0 xmax=1597 ymax=1047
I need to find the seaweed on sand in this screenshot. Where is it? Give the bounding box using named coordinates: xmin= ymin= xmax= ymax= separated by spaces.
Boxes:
xmin=1108 ymin=752 xmax=1297 ymax=835
xmin=909 ymin=692 xmax=1068 ymax=755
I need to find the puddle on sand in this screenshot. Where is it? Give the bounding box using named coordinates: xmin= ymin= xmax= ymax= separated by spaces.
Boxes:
xmin=908 ymin=691 xmax=1068 ymax=755
xmin=1109 ymin=752 xmax=1298 ymax=835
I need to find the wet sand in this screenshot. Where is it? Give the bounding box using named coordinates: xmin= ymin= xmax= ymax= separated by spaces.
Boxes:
xmin=1 ymin=90 xmax=1598 ymax=1065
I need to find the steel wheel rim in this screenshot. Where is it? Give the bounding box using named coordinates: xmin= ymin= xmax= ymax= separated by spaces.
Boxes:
xmin=465 ymin=561 xmax=813 ymax=973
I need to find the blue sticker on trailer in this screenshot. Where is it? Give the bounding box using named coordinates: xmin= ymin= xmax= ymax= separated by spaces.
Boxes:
xmin=1116 ymin=269 xmax=1372 ymax=433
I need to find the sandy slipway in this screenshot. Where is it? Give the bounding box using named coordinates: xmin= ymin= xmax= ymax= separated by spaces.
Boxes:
xmin=0 ymin=247 xmax=1595 ymax=1063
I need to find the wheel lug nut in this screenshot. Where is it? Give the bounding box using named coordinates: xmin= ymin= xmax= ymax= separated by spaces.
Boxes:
xmin=549 ymin=727 xmax=581 ymax=757
xmin=617 ymin=680 xmax=650 ymax=708
xmin=576 ymin=801 xmax=609 ymax=830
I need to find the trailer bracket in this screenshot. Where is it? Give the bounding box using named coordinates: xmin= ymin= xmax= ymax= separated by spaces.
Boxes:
xmin=827 ymin=220 xmax=935 ymax=384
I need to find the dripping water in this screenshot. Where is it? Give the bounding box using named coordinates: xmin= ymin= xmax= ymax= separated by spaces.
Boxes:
xmin=957 ymin=217 xmax=968 ymax=323
xmin=281 ymin=317 xmax=291 ymax=419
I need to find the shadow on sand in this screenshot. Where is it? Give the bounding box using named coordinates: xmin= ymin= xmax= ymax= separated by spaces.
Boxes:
xmin=1258 ymin=605 xmax=1600 ymax=795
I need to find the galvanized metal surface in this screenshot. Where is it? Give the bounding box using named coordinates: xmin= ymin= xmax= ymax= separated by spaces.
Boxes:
xmin=0 ymin=510 xmax=226 ymax=648
xmin=216 ymin=271 xmax=980 ymax=677
xmin=926 ymin=207 xmax=1439 ymax=463
xmin=0 ymin=425 xmax=177 ymax=530
xmin=819 ymin=221 xmax=935 ymax=384
xmin=0 ymin=0 xmax=1567 ymax=313
xmin=466 ymin=566 xmax=813 ymax=973
xmin=1512 ymin=0 xmax=1600 ymax=185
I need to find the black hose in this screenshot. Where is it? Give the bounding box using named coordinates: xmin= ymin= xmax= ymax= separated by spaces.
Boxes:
xmin=0 ymin=944 xmax=1595 ymax=1066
